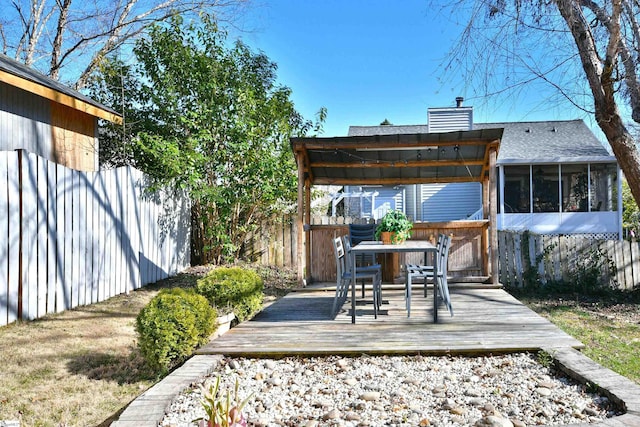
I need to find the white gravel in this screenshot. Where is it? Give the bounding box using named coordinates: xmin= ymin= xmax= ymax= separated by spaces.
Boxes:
xmin=160 ymin=353 xmax=620 ymax=427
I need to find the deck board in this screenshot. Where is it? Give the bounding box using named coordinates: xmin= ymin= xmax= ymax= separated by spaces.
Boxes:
xmin=197 ymin=287 xmax=583 ymax=357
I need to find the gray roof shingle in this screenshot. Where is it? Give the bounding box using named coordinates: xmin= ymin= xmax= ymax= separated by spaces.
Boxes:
xmin=348 ymin=120 xmax=614 ymax=164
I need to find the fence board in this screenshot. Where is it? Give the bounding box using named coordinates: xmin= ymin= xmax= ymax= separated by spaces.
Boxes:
xmin=0 ymin=150 xmax=190 ymax=327
xmin=71 ymin=170 xmax=80 ymax=309
xmin=56 ymin=164 xmax=67 ymax=312
xmin=623 ymin=241 xmax=633 ymax=290
xmin=61 ymin=167 xmax=71 ymax=309
xmin=78 ymin=170 xmax=87 ymax=306
xmin=22 ymin=152 xmax=37 ymax=320
xmin=46 ymin=161 xmax=57 ymax=314
xmin=37 ymin=155 xmax=48 ymax=317
xmin=513 ymin=232 xmax=523 ymax=283
xmin=7 ymin=153 xmax=19 ymax=323
xmin=0 ymin=154 xmax=8 ymax=325
xmin=632 ymin=242 xmax=640 ymax=289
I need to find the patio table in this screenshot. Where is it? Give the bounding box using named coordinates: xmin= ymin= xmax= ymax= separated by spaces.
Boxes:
xmin=350 ymin=240 xmax=438 ymax=324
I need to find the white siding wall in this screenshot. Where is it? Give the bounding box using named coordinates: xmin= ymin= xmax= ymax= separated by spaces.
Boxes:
xmin=413 ymin=107 xmax=480 ymax=221
xmin=421 ymin=182 xmax=482 ymax=221
xmin=0 ymin=82 xmax=54 ymax=159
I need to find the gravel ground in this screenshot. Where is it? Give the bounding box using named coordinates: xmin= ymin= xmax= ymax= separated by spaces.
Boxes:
xmin=159 ymin=353 xmax=620 ymax=427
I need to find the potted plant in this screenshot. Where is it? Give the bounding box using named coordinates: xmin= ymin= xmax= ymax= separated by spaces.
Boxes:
xmin=374 ymin=210 xmax=413 ymax=244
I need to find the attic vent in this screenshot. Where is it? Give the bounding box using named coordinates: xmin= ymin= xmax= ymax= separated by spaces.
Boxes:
xmin=526 ymin=128 xmax=531 ymax=133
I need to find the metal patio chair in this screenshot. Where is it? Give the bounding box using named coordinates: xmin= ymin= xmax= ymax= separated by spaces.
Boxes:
xmin=332 ymin=236 xmax=382 ymax=318
xmin=405 ymin=234 xmax=453 ymax=318
xmin=349 ymin=223 xmax=378 ymax=297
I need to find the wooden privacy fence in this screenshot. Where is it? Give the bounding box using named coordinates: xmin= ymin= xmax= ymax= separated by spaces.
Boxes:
xmin=247 ymin=216 xmax=490 ymax=283
xmin=498 ymin=230 xmax=639 ymax=290
xmin=0 ymin=150 xmax=190 ymax=327
xmin=249 ymin=218 xmax=640 ymax=291
xmin=245 ymin=215 xmax=372 ymax=269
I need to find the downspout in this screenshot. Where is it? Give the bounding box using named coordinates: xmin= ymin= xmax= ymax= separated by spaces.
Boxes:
xmin=498 ymin=165 xmax=504 ymax=230
xmin=414 ymin=184 xmax=419 ymax=222
xmin=587 ymin=164 xmax=592 ymax=212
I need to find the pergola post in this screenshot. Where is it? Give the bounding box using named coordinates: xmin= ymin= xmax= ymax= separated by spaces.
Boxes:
xmin=304 ymin=178 xmax=312 ymax=284
xmin=296 ymin=155 xmax=305 ymax=285
xmin=489 ymin=148 xmax=499 ymax=285
xmin=482 ymin=176 xmax=490 ymax=278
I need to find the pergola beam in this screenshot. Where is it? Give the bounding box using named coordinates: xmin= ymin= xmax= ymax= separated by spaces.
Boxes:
xmin=293 ymin=134 xmax=501 ymax=151
xmin=311 ymin=176 xmax=483 ymax=186
xmin=310 ymin=159 xmax=485 ymax=169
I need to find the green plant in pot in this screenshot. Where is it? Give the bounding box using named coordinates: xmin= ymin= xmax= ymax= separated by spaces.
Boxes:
xmin=374 ymin=209 xmax=413 ymax=244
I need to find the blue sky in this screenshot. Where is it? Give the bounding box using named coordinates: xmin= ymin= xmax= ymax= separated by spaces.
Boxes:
xmin=234 ymin=0 xmax=597 ymax=138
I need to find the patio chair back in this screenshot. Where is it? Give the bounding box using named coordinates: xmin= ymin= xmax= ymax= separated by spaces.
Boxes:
xmin=332 ymin=237 xmax=349 ymax=314
xmin=405 ymin=233 xmax=453 ymax=317
xmin=333 ymin=235 xmax=383 ymax=318
xmin=332 ymin=236 xmax=346 ymax=281
xmin=349 ymin=223 xmax=377 ymax=266
xmin=437 ymin=234 xmax=453 ymax=316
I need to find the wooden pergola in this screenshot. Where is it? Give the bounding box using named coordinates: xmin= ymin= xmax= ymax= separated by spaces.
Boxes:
xmin=291 ymin=128 xmax=503 ymax=285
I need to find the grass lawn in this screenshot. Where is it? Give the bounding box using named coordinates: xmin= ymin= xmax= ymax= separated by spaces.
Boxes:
xmin=515 ymin=291 xmax=640 ymax=384
xmin=0 ymin=264 xmax=296 ymax=427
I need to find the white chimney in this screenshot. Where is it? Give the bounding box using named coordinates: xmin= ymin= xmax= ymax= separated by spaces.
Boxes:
xmin=427 ymin=98 xmax=473 ymax=132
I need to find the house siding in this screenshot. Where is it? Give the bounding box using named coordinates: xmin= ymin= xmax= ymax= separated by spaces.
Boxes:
xmin=0 ymin=81 xmax=53 ymax=159
xmin=0 ymin=81 xmax=98 ymax=171
xmin=421 ymin=183 xmax=482 ymax=221
xmin=419 ymin=106 xmax=479 ymax=221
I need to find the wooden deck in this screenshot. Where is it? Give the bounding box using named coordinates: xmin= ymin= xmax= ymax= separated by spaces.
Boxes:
xmin=197 ymin=286 xmax=584 ymax=357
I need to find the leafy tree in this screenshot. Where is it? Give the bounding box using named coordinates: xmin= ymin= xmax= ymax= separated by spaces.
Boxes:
xmin=88 ymin=59 xmax=144 ymax=168
xmin=89 ymin=15 xmax=319 ymax=264
xmin=439 ymin=0 xmax=640 ymax=207
xmin=622 ymin=179 xmax=640 ymax=239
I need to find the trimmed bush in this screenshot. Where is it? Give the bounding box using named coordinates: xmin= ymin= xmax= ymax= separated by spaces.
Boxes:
xmin=196 ymin=267 xmax=264 ymax=322
xmin=136 ymin=288 xmax=216 ymax=374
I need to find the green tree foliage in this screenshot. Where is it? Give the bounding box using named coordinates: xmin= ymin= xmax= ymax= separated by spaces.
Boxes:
xmin=622 ymin=179 xmax=640 ymax=239
xmin=89 ymin=15 xmax=320 ymax=264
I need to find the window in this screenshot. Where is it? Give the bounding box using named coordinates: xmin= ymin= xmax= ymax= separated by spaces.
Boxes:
xmin=532 ymin=165 xmax=559 ymax=213
xmin=502 ymin=165 xmax=531 ymax=213
xmin=562 ymin=164 xmax=588 ymax=212
xmin=590 ymin=164 xmax=617 ymax=211
xmin=499 ymin=162 xmax=618 ymax=215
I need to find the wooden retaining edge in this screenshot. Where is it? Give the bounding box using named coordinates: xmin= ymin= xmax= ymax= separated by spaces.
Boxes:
xmin=543 ymin=346 xmax=640 ymax=426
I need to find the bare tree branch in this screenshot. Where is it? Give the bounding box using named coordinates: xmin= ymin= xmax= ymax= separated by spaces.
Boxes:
xmin=3 ymin=0 xmax=250 ymax=83
xmin=50 ymin=0 xmax=72 ymax=80
xmin=439 ymin=0 xmax=640 ymax=206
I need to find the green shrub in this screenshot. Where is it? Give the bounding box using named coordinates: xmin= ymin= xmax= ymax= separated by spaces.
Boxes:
xmin=136 ymin=288 xmax=216 ymax=374
xmin=196 ymin=267 xmax=264 ymax=322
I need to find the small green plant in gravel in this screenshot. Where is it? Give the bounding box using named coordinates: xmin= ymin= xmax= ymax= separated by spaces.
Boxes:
xmin=195 ymin=376 xmax=252 ymax=427
xmin=536 ymin=350 xmax=555 ymax=369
